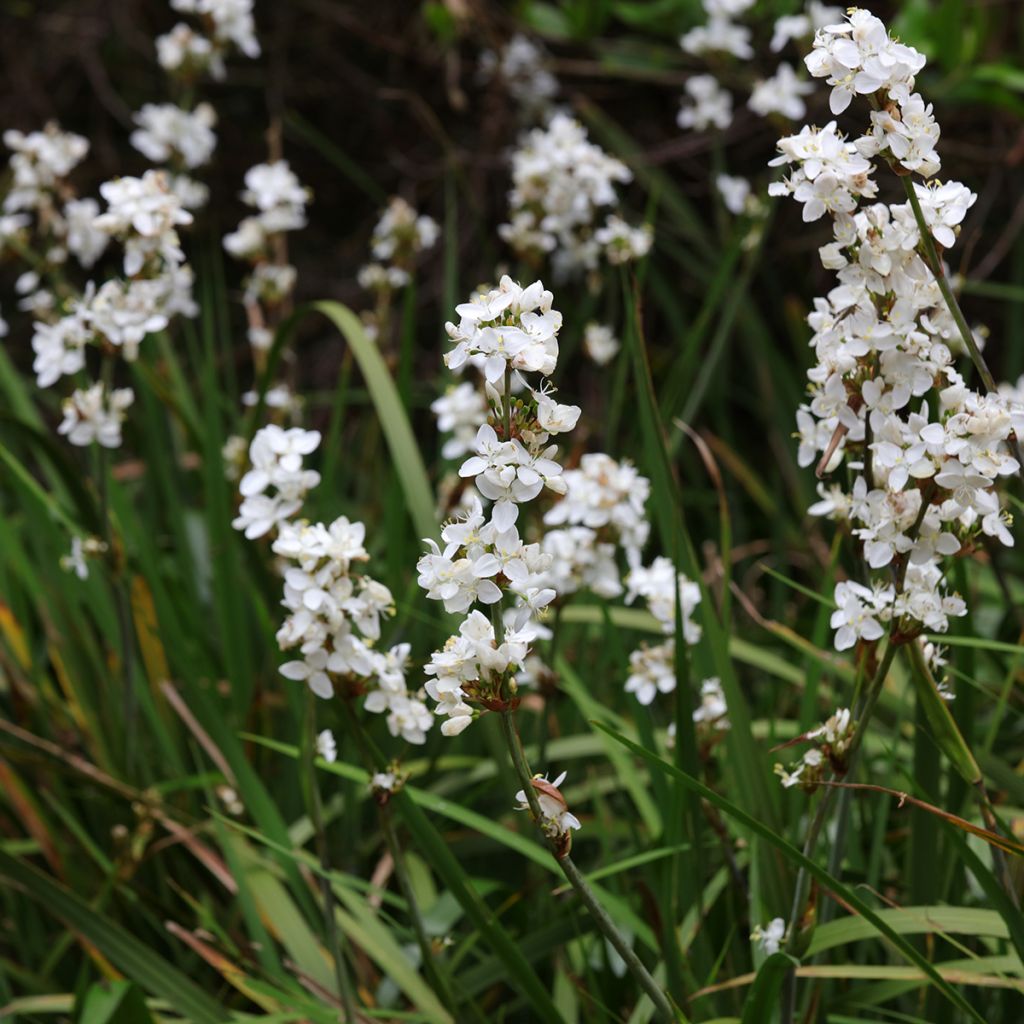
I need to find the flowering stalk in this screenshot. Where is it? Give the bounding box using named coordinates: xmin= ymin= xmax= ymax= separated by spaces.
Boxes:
xmin=769 ymin=22 xmax=1024 ymax=1004
xmin=498 ymin=709 xmax=678 ymax=1022
xmin=418 ymin=275 xmax=676 ymax=1019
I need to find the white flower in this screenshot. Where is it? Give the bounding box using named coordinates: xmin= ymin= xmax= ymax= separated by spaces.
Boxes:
xmin=752 ymin=918 xmax=787 ymax=956
xmin=94 ymin=170 xmax=193 ymax=275
xmin=677 ymin=75 xmax=733 ymax=132
xmin=445 ymin=276 xmax=561 ymax=381
xmin=316 ymin=729 xmax=337 ymax=763
xmin=680 ymin=17 xmax=753 ymax=60
xmin=830 ymin=580 xmax=886 ymax=651
xmin=535 ymin=391 xmax=581 ymax=434
xmin=583 ymin=322 xmax=620 ymax=365
xmin=157 ymin=23 xmax=220 ymax=78
xmin=60 ymin=535 xmax=107 ymax=579
xmin=595 ymin=216 xmax=653 ymax=265
xmin=371 ymin=770 xmax=397 ymax=793
xmin=383 ymin=693 xmax=434 ymax=745
xmin=170 ymin=0 xmax=260 ymax=59
xmin=716 ymin=174 xmax=751 ymax=216
xmin=232 ymin=426 xmax=321 ymax=539
xmin=498 ymin=114 xmax=634 ymax=276
xmin=3 ymin=124 xmax=89 ymax=212
xmin=432 ymin=381 xmax=487 ymax=460
xmin=223 ymin=216 xmax=266 ymax=259
xmin=240 ymin=161 xmax=308 ymax=230
xmin=130 ymin=103 xmax=217 ymax=169
xmin=804 ymin=9 xmax=926 ymax=116
xmin=370 ymin=196 xmax=439 ymax=264
xmin=57 ymin=383 xmax=134 ymax=449
xmin=514 ymin=770 xmax=581 ymax=840
xmin=912 ymin=180 xmax=976 ymax=249
xmin=693 ymin=677 xmax=730 ymax=733
xmin=625 ymin=640 xmax=675 ymax=705
xmin=625 ymin=557 xmax=702 ymax=640
xmin=544 ymin=452 xmax=651 ymax=558
xmin=771 ymin=14 xmax=810 ymax=52
xmin=63 ymin=198 xmax=108 ymax=268
xmin=31 ymin=310 xmax=91 ymax=388
xmin=85 ymin=278 xmax=171 ymax=360
xmin=748 ymin=64 xmax=814 ymax=121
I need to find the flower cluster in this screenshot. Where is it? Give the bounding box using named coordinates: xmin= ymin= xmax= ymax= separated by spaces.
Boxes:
xmin=622 ymin=558 xmax=703 ymax=708
xmin=665 ymin=679 xmax=731 ymax=753
xmin=626 ymin=557 xmax=703 ymax=640
xmin=162 ymin=0 xmax=260 ymax=80
xmin=131 ymin=102 xmax=218 ymax=174
xmin=673 ymin=0 xmax=841 ymax=223
xmin=5 ymin=3 xmax=264 ymax=455
xmin=3 ymin=124 xmax=89 ymax=216
xmin=229 ymin=423 xmax=432 ymax=746
xmin=680 ymin=0 xmax=755 ymax=60
xmin=544 ymin=453 xmax=651 ymax=561
xmin=419 ymin=277 xmax=581 ymax=735
xmin=358 ymin=196 xmax=439 ymax=296
xmin=232 ymin=425 xmax=321 ymax=539
xmin=479 ymin=34 xmax=558 ymax=118
xmin=772 ymin=7 xmax=1021 ymax=652
xmin=498 ymin=114 xmax=651 ymax=279
xmin=775 ymin=707 xmax=855 ymax=791
xmin=537 ymin=454 xmax=651 ymax=603
xmin=677 ymin=75 xmax=733 ymax=132
xmin=274 ymin=516 xmax=433 ymax=744
xmin=431 ymin=381 xmax=488 ymax=462
xmin=14 ymin=154 xmax=200 ymax=447
xmin=223 ymin=160 xmax=310 ymax=351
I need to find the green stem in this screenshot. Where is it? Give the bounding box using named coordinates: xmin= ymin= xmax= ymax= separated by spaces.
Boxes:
xmin=499 ymin=709 xmax=680 ymax=1023
xmin=303 ymin=692 xmax=358 ymax=1021
xmin=780 ymin=638 xmax=899 ymax=1024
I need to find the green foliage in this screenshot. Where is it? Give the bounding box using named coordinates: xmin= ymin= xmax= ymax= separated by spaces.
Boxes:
xmin=3 ymin=2 xmax=1024 ymax=1022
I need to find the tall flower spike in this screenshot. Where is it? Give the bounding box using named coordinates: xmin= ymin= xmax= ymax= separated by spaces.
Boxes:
xmin=419 ymin=276 xmax=580 ymax=736
xmin=771 ymin=6 xmax=1019 ymax=653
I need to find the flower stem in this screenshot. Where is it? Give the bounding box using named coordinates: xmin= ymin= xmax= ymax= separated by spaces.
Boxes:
xmin=498 ymin=709 xmax=679 ymax=1023
xmin=780 ymin=637 xmax=899 ymax=1023
xmin=303 ymin=692 xmax=358 ymax=1021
